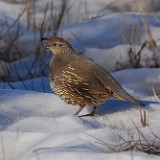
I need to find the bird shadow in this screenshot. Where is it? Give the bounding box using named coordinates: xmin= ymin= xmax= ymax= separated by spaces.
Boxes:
xmin=96 ymin=99 xmax=157 ymax=116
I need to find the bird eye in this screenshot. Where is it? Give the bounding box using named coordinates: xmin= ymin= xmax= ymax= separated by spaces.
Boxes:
xmin=53 ymin=43 xmax=57 ymax=46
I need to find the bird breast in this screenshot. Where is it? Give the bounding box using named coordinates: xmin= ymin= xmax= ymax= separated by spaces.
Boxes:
xmin=49 ymin=65 xmax=89 ymax=105
xmin=49 ymin=54 xmax=111 ymax=106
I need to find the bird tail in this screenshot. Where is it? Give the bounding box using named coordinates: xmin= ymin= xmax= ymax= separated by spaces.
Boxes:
xmin=113 ymin=91 xmax=145 ymax=107
xmin=94 ymin=63 xmax=145 ymax=107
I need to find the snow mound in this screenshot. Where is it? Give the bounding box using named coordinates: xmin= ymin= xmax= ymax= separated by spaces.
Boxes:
xmin=0 ymin=68 xmax=160 ymax=160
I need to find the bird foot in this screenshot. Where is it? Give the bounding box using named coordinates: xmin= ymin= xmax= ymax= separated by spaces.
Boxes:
xmin=78 ymin=112 xmax=95 ymax=117
xmin=78 ymin=106 xmax=97 ymax=117
xmin=78 ymin=113 xmax=94 ymax=117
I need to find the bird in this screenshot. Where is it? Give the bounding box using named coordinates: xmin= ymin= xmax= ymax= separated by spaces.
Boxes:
xmin=41 ymin=36 xmax=145 ymax=117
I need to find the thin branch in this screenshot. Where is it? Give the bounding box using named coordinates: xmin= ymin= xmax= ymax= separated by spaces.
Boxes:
xmin=152 ymin=85 xmax=160 ymax=103
xmin=1 ymin=8 xmax=26 ymax=39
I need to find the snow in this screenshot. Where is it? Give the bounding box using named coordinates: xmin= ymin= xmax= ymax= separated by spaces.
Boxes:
xmin=0 ymin=68 xmax=160 ymax=160
xmin=1 ymin=0 xmax=160 ymax=59
xmin=1 ymin=11 xmax=160 ymax=78
xmin=1 ymin=0 xmax=160 ymax=160
xmin=59 ymin=13 xmax=160 ymax=50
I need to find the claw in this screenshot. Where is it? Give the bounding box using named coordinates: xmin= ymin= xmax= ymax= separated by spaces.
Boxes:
xmin=78 ymin=106 xmax=97 ymax=117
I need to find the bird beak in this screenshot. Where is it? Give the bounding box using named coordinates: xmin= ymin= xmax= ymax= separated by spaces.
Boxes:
xmin=41 ymin=37 xmax=50 ymax=49
xmin=46 ymin=45 xmax=50 ymax=49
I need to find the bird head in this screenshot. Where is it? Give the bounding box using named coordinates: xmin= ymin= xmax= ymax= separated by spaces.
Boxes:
xmin=41 ymin=36 xmax=73 ymax=55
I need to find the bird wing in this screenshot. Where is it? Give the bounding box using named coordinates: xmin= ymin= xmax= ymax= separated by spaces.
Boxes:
xmin=93 ymin=63 xmax=145 ymax=106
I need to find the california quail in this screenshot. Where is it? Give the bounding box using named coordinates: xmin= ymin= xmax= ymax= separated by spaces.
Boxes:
xmin=42 ymin=36 xmax=145 ymax=117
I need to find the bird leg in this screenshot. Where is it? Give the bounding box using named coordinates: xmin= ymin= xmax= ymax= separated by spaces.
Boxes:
xmin=74 ymin=105 xmax=85 ymax=115
xmin=79 ymin=106 xmax=97 ymax=117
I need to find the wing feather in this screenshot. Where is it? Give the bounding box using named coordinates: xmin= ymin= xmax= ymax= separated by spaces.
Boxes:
xmin=93 ymin=64 xmax=145 ymax=106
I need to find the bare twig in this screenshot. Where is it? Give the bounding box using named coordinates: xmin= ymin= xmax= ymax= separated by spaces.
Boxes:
xmin=152 ymin=85 xmax=160 ymax=103
xmin=139 ymin=109 xmax=147 ymax=128
xmin=134 ymin=42 xmax=146 ymax=67
xmin=1 ymin=8 xmax=26 ymax=39
xmin=128 ymin=41 xmax=146 ymax=68
xmin=54 ymin=0 xmax=67 ymax=36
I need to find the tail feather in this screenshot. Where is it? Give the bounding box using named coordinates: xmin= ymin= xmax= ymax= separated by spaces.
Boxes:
xmin=113 ymin=90 xmax=145 ymax=107
xmin=94 ymin=64 xmax=145 ymax=107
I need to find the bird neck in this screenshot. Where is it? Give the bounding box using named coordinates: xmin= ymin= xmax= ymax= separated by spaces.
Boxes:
xmin=60 ymin=47 xmax=74 ymax=59
xmin=50 ymin=50 xmax=73 ymax=76
xmin=52 ymin=48 xmax=73 ymax=64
